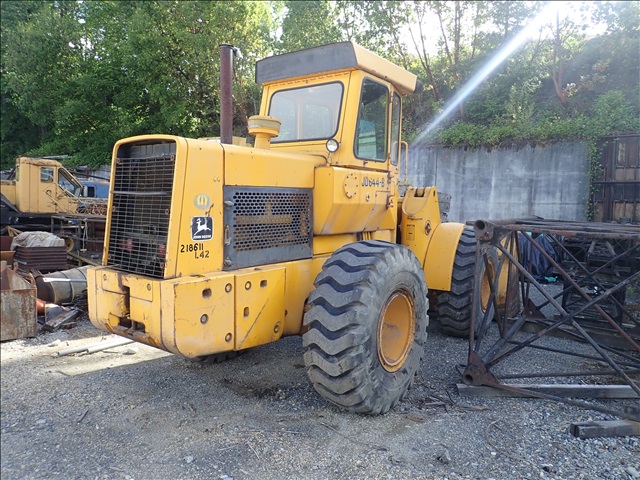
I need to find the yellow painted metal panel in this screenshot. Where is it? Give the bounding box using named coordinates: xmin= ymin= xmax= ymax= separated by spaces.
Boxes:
xmin=370 ymin=230 xmax=394 ymax=242
xmin=49 ymin=167 xmax=79 ymax=214
xmin=350 ymin=43 xmax=417 ymax=96
xmin=400 ymin=186 xmax=465 ymax=291
xmin=234 ymin=266 xmax=286 ymax=350
xmin=94 ymin=268 xmax=164 ymax=350
xmin=37 ymin=166 xmax=51 ymax=212
xmin=313 ymin=234 xmax=359 ymax=255
xmin=90 ymin=266 xmax=236 ymax=357
xmin=424 ymin=222 xmax=466 ymax=291
xmin=168 ymin=273 xmax=235 ymax=357
xmin=98 ymin=267 xmax=125 ymax=294
xmin=0 ymin=182 xmax=16 ymax=207
xmin=400 ymin=187 xmax=441 ymax=268
xmin=86 ymin=267 xmax=100 ymax=328
xmin=314 ymin=166 xmax=396 ymax=235
xmin=129 ymin=295 xmax=161 ymax=345
xmin=225 ymin=144 xmax=317 ymax=188
xmin=126 ymin=275 xmax=154 ymax=302
xmin=15 ymin=160 xmax=30 ymax=211
xmin=281 ymin=257 xmax=328 ymax=335
xmin=171 ymin=138 xmax=225 ymax=278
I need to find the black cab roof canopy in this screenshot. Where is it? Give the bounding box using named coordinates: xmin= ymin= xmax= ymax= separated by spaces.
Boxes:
xmin=255 ymin=41 xmax=418 ymax=96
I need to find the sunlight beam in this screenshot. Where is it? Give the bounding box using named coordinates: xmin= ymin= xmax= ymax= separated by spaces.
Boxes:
xmin=413 ymin=1 xmax=566 ymax=144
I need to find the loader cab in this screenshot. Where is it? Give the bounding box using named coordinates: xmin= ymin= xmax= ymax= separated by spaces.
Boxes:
xmin=255 ymin=41 xmax=416 ymax=174
xmin=13 ymin=157 xmax=82 ymax=214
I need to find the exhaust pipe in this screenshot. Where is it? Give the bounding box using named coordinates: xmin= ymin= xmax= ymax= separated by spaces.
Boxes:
xmin=219 ymin=44 xmax=236 ymax=145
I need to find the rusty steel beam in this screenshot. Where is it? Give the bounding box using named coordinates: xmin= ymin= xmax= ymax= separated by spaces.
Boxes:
xmin=463 ymin=219 xmax=640 ymax=421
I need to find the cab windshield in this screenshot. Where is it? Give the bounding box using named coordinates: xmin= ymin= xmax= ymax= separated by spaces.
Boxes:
xmin=58 ymin=169 xmax=82 ymax=197
xmin=269 ymin=82 xmax=343 ymax=143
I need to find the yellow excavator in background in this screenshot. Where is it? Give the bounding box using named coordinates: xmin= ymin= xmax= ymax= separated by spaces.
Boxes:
xmin=87 ymin=42 xmax=509 ymax=414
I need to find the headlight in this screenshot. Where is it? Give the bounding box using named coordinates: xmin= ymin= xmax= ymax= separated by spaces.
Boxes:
xmin=326 ymin=139 xmax=339 ymax=153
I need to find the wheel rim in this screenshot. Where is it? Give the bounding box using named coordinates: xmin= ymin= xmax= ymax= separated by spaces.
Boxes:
xmin=65 ymin=237 xmax=75 ymax=253
xmin=377 ymin=289 xmax=415 ymax=372
xmin=481 ymin=259 xmax=495 ymax=313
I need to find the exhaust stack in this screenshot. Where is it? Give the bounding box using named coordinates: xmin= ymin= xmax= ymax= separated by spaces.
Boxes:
xmin=219 ymin=44 xmax=236 ymax=145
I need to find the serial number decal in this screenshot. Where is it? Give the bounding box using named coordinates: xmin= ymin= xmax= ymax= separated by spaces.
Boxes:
xmin=179 ymin=243 xmax=210 ymax=259
xmin=362 ymin=176 xmax=385 ymax=188
xmin=180 ymin=243 xmax=204 ymax=253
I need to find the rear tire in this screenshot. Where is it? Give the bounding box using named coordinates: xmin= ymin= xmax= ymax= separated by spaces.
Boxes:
xmin=302 ymin=241 xmax=429 ymax=414
xmin=437 ymin=227 xmax=497 ymax=338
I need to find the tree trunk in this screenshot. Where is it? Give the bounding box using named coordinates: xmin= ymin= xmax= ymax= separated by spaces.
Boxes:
xmin=550 ymin=11 xmax=566 ymax=104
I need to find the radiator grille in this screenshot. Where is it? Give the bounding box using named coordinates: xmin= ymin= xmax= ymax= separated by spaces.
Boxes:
xmin=107 ymin=142 xmax=176 ymax=278
xmin=224 ymin=187 xmax=312 ymax=269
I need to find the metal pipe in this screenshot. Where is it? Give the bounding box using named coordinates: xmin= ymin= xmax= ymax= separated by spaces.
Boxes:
xmin=56 ymin=338 xmax=134 ymax=357
xmin=219 ymin=44 xmax=234 ymax=145
xmin=35 ymin=265 xmax=90 ymax=304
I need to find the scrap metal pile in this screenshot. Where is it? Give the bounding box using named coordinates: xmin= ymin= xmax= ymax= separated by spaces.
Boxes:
xmin=462 ymin=219 xmax=640 ymax=423
xmin=0 ymin=232 xmax=91 ymax=341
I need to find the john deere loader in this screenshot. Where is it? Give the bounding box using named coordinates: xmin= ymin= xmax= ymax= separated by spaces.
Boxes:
xmin=87 ymin=42 xmax=506 ymax=414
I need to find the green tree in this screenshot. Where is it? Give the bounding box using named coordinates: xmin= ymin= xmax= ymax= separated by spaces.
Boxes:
xmin=1 ymin=0 xmax=638 ymax=165
xmin=2 ymin=1 xmax=277 ymax=167
xmin=279 ymin=1 xmax=340 ymax=53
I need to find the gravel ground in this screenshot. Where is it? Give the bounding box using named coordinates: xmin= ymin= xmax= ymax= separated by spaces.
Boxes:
xmin=1 ymin=312 xmax=639 ymax=480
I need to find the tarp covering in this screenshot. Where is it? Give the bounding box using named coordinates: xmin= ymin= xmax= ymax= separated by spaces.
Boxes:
xmin=11 ymin=232 xmax=65 ymax=250
xmin=518 ymin=233 xmax=557 ymax=281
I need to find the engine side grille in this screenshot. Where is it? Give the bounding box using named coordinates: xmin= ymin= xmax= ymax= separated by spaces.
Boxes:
xmin=107 ymin=142 xmax=176 ymax=278
xmin=224 ymin=187 xmax=312 ymax=269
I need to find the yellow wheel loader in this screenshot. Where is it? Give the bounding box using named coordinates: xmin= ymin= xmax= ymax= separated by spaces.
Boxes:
xmin=88 ymin=42 xmax=506 ymax=414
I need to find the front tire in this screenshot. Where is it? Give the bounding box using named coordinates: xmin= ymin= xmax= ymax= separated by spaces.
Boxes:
xmin=302 ymin=241 xmax=429 ymax=414
xmin=436 ymin=227 xmax=497 ymax=337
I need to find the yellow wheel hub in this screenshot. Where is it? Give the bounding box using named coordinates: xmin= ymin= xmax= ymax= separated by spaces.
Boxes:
xmin=377 ymin=289 xmax=415 ymax=372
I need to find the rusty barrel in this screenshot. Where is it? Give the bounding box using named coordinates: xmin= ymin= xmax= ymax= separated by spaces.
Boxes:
xmin=35 ymin=265 xmax=90 ymax=305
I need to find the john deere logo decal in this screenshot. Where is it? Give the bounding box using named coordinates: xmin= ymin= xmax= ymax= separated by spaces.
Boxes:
xmin=194 ymin=193 xmax=210 ymax=210
xmin=191 ymin=216 xmax=213 ymax=241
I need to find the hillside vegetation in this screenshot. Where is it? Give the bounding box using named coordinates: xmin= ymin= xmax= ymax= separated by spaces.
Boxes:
xmin=1 ymin=1 xmax=638 ymax=168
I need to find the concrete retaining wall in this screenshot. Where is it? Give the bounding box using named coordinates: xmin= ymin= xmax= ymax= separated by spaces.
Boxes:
xmin=407 ymin=141 xmax=590 ymax=223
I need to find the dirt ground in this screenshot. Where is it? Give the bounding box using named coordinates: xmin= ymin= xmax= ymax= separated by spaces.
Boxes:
xmin=1 ymin=317 xmax=639 ymax=480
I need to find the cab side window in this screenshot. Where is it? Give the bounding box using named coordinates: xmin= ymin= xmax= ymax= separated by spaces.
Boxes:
xmin=40 ymin=167 xmax=54 ymax=183
xmin=355 ymin=79 xmax=388 ymax=162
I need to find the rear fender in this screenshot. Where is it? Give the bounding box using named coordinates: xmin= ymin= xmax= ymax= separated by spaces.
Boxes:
xmin=424 ymin=222 xmax=465 ymax=291
xmin=399 ymin=186 xmax=465 ymax=291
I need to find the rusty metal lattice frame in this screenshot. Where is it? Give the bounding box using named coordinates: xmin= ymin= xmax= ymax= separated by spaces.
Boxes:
xmin=462 ymin=219 xmax=640 ymax=421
